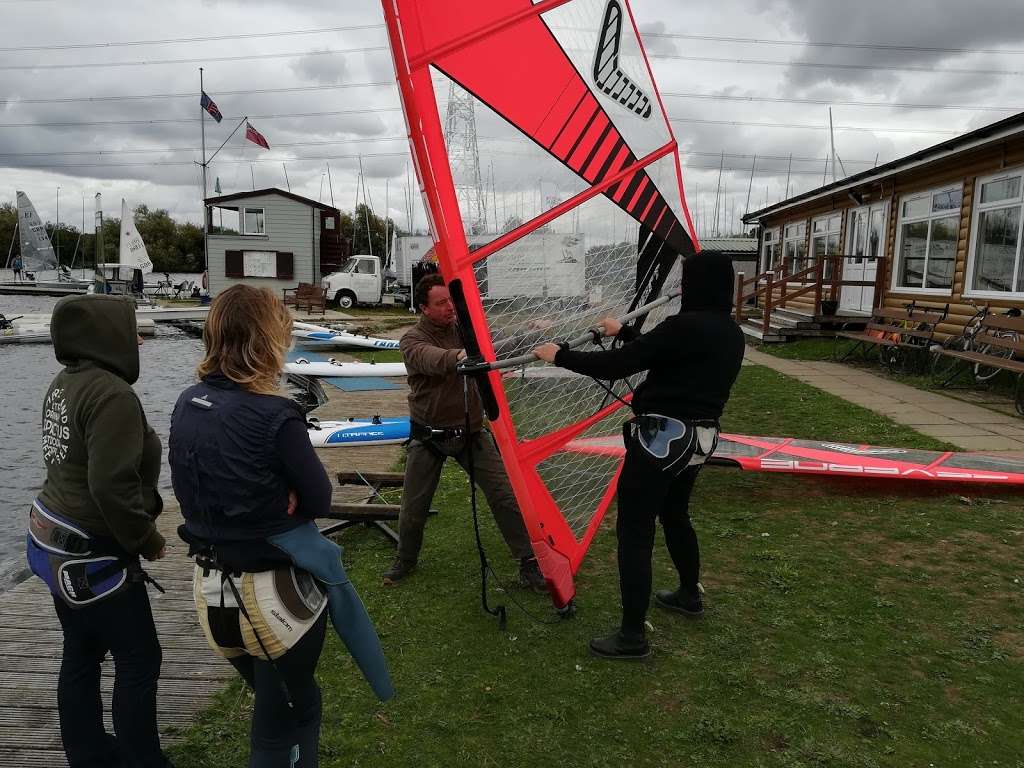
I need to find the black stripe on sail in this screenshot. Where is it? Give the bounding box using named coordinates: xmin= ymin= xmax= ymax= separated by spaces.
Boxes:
xmin=620 ymin=171 xmax=646 ymax=207
xmin=631 ymin=180 xmax=658 ymax=218
xmin=564 ymin=105 xmax=602 ymax=163
xmin=580 ymin=122 xmax=614 ymax=178
xmin=594 ymin=139 xmax=627 ymax=183
xmin=548 ymin=90 xmax=589 ymax=151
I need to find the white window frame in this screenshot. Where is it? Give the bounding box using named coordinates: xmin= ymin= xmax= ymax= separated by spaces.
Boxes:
xmin=964 ymin=167 xmax=1024 ymax=299
xmin=891 ymin=183 xmax=962 ymax=296
xmin=782 ymin=220 xmax=808 ymax=274
xmin=760 ymin=227 xmax=780 ymax=273
xmin=242 ymin=250 xmax=276 ymax=278
xmin=241 ymin=207 xmax=267 ymax=236
xmin=810 ymin=212 xmax=842 ymax=279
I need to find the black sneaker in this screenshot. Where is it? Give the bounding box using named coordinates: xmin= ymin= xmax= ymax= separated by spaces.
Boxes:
xmin=654 ymin=587 xmax=704 ymax=618
xmin=588 ymin=630 xmax=651 ymax=661
xmin=518 ymin=557 xmax=547 ymax=593
xmin=382 ymin=557 xmax=416 ymax=585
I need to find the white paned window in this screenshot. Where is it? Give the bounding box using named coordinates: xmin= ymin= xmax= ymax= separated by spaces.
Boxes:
xmin=783 ymin=221 xmax=808 ymax=273
xmin=894 ymin=185 xmax=962 ymax=291
xmin=242 ymin=207 xmax=266 ymax=235
xmin=811 ymin=213 xmax=842 ymax=278
xmin=967 ymin=169 xmax=1024 ymax=296
xmin=243 ymin=251 xmax=276 ymax=277
xmin=761 ymin=227 xmax=780 ymax=272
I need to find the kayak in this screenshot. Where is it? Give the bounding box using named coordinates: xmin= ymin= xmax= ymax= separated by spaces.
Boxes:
xmin=307 ymin=416 xmax=411 ymax=447
xmin=292 ymin=321 xmax=401 ymax=350
xmin=284 ymin=358 xmax=407 ymax=378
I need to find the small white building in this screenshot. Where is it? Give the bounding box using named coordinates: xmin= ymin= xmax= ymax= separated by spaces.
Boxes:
xmin=205 ymin=188 xmax=347 ymax=296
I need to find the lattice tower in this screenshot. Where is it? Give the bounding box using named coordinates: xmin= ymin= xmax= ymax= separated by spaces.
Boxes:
xmin=443 ymin=82 xmax=488 ymax=235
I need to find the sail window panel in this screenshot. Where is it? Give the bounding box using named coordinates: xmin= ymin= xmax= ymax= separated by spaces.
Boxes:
xmin=894 ymin=184 xmax=962 ymax=292
xmin=432 ymin=69 xmax=591 ymax=244
xmin=539 ymin=409 xmax=632 ymax=541
xmin=474 ymin=189 xmax=682 ymax=441
xmin=969 ymin=169 xmax=1024 ymax=295
xmin=541 ymin=0 xmax=672 ymax=161
xmin=243 ymin=208 xmax=266 ymax=236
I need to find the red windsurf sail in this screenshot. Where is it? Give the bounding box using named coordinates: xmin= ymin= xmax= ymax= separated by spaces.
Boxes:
xmin=383 ymin=0 xmax=697 ymax=608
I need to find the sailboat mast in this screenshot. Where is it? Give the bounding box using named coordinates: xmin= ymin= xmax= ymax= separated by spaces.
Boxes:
xmin=200 ymin=67 xmax=209 ymax=275
xmin=5 ymin=220 xmax=16 ymax=269
xmin=55 ymin=186 xmax=60 ymax=267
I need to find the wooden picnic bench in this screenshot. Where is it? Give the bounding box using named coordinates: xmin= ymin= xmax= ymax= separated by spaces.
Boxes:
xmin=931 ymin=313 xmax=1024 ymax=415
xmin=834 ymin=302 xmax=948 ymax=371
xmin=319 ymin=471 xmax=436 ymax=545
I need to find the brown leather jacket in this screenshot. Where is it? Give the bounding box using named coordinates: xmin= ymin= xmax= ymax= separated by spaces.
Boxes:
xmin=400 ymin=317 xmax=483 ymax=431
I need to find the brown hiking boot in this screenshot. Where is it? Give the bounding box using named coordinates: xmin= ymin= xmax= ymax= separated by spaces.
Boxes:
xmin=383 ymin=557 xmax=416 ymax=585
xmin=518 ymin=557 xmax=547 ymax=594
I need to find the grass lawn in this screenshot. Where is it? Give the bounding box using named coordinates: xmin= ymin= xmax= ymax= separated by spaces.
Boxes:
xmin=167 ymin=365 xmax=1024 ymax=768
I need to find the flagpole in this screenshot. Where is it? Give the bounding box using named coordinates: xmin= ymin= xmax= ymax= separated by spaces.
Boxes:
xmin=200 ymin=67 xmax=209 ymax=274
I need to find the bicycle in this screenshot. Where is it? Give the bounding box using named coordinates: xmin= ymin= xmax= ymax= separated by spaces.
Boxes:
xmin=931 ymin=301 xmax=1022 ymax=383
xmin=878 ymin=301 xmax=948 ymax=372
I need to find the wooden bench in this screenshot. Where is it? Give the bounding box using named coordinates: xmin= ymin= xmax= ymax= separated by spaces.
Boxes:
xmin=835 ymin=303 xmax=948 ymax=371
xmin=295 ymin=285 xmax=327 ymax=316
xmin=282 ymin=283 xmax=310 ymax=307
xmin=932 ymin=314 xmax=1024 ymax=416
xmin=319 ymin=471 xmax=437 ymax=545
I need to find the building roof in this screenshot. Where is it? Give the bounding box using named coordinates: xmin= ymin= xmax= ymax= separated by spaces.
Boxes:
xmin=698 ymin=237 xmax=758 ymax=255
xmin=742 ymin=110 xmax=1024 ymax=225
xmin=204 ymin=187 xmax=340 ymax=213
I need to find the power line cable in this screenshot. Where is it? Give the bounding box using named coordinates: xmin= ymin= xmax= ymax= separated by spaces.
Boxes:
xmin=0 ymin=45 xmax=390 ymax=71
xmin=643 ymin=31 xmax=1024 ymax=56
xmin=649 ymin=53 xmax=1024 ymax=77
xmin=0 ymin=24 xmax=385 ymax=52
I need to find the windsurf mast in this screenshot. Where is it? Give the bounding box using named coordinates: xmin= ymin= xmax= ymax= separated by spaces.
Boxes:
xmin=468 ymin=290 xmax=682 ymax=373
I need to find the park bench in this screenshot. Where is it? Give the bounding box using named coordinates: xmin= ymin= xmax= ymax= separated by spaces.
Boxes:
xmin=834 ymin=303 xmax=948 ymax=371
xmin=280 ymin=284 xmax=307 ymax=309
xmin=294 ymin=284 xmax=327 ymax=316
xmin=320 ymin=471 xmax=436 ymax=545
xmin=931 ymin=313 xmax=1024 ymax=416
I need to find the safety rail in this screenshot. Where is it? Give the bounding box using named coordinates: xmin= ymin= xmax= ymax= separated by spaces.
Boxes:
xmin=735 ymin=255 xmax=887 ymax=335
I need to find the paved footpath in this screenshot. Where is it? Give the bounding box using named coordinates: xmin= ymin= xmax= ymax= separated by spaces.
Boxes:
xmin=744 ymin=347 xmax=1024 ymax=453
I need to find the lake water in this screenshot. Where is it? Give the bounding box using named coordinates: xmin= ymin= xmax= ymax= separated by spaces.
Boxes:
xmin=0 ymin=291 xmax=207 ymax=589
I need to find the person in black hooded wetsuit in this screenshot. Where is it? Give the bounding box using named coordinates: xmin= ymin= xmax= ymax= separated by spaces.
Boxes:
xmin=534 ymin=250 xmax=745 ymax=660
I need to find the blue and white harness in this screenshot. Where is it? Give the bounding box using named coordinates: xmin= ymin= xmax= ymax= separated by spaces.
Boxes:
xmin=26 ymin=500 xmax=157 ymax=608
xmin=626 ymin=414 xmax=720 ymax=474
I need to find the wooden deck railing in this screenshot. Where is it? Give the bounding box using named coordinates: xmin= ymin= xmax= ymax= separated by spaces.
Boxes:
xmin=734 ymin=255 xmax=887 ymax=334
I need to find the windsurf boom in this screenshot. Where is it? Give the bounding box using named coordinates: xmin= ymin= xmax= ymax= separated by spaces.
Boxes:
xmin=382 ymin=0 xmax=698 ymax=609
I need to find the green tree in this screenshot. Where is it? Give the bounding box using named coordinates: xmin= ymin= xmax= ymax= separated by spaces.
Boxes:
xmin=341 ymin=203 xmax=396 ymax=264
xmin=0 ymin=202 xmax=16 ymax=266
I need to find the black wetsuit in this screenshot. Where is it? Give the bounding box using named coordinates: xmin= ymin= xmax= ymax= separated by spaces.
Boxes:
xmin=555 ymin=251 xmax=745 ymax=635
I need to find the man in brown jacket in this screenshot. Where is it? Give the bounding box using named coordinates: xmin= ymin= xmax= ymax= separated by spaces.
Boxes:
xmin=383 ymin=274 xmax=546 ymax=592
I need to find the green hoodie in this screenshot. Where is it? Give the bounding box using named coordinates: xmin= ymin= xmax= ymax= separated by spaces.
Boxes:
xmin=37 ymin=295 xmax=165 ymax=558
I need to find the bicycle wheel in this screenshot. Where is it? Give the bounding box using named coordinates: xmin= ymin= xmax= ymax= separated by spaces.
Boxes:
xmin=931 ymin=336 xmax=967 ymax=383
xmin=974 ymin=332 xmax=1018 ymax=383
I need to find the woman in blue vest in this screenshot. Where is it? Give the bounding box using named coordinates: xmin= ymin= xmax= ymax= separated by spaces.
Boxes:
xmin=169 ymin=285 xmax=392 ymax=767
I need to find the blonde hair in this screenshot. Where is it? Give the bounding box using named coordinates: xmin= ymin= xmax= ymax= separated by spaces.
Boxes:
xmin=197 ymin=285 xmax=293 ymax=394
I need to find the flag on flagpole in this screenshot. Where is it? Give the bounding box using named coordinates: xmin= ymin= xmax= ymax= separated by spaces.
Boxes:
xmin=245 ymin=122 xmax=270 ymax=150
xmin=200 ymin=91 xmax=223 ymax=123
xmin=215 ymin=177 xmax=222 ymax=194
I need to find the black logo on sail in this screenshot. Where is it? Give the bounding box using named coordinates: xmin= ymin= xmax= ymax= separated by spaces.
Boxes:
xmin=593 ymin=0 xmax=652 ymax=119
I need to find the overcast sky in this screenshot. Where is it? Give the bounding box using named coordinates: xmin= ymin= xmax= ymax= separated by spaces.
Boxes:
xmin=2 ymin=0 xmax=1022 ymax=239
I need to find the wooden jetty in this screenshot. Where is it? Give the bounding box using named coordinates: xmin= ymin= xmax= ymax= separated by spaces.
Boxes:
xmin=0 ymin=346 xmax=412 ymax=766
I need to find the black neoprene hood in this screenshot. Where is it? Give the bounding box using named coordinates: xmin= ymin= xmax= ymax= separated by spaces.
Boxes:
xmin=679 ymin=250 xmax=735 ymax=313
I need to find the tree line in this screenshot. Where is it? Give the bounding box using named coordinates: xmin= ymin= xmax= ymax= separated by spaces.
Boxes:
xmin=2 ymin=200 xmax=400 ymax=274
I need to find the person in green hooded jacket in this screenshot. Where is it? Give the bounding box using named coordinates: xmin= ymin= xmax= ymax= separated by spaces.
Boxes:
xmin=29 ymin=294 xmax=172 ymax=768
